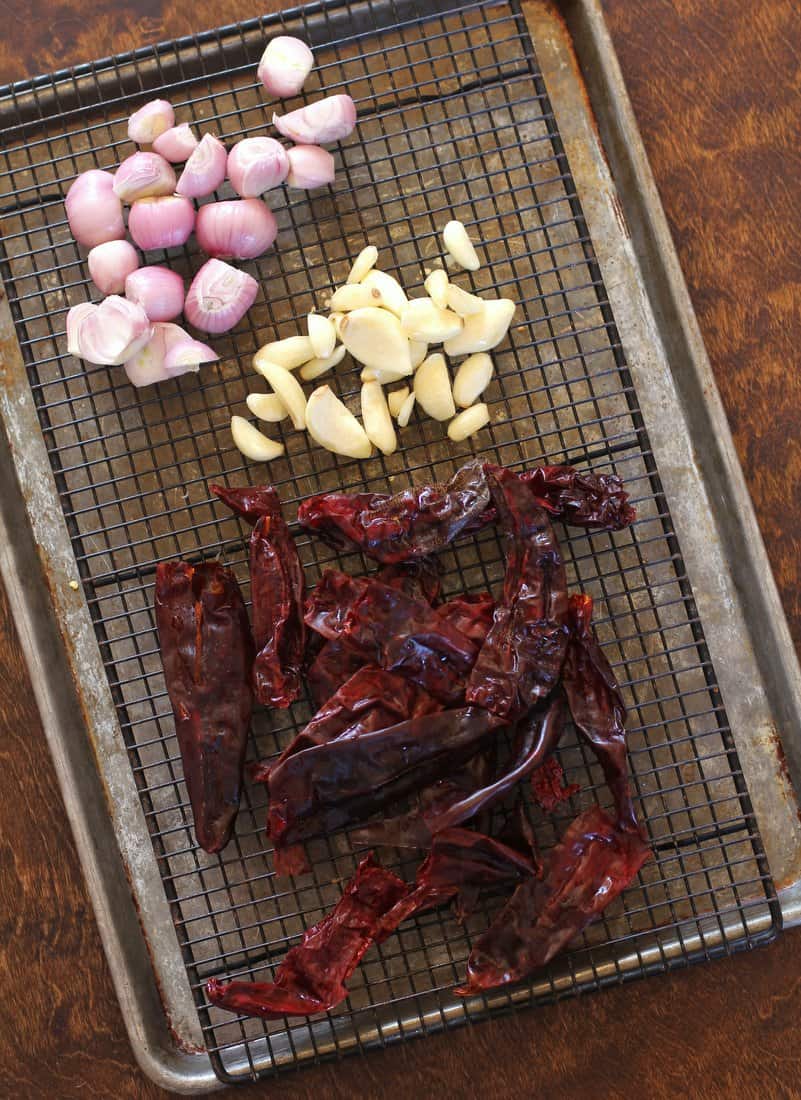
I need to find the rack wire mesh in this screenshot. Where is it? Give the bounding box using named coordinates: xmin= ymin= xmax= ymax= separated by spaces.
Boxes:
xmin=0 ymin=0 xmax=779 ymax=1085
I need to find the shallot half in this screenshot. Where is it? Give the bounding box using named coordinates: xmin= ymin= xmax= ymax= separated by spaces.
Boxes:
xmin=184 ymin=259 xmax=258 ymax=334
xmin=152 ymin=123 xmax=199 ymax=163
xmin=67 ymin=296 xmax=151 ymax=365
xmin=176 ymin=134 xmax=227 ymax=199
xmin=273 ymin=94 xmax=357 ymax=145
xmin=65 ymin=170 xmax=125 ymax=249
xmin=128 ymin=100 xmax=174 ymax=145
xmin=257 ymin=36 xmax=314 ymax=98
xmin=124 ymin=322 xmax=216 ymax=387
xmin=196 ymin=199 xmax=277 ymax=260
xmin=128 ymin=195 xmax=195 ymax=251
xmin=87 ymin=239 xmax=139 ymax=295
xmin=227 ymin=137 xmax=289 ymax=197
xmin=125 ymin=265 xmax=185 ymax=322
xmin=113 ymin=152 xmax=177 ymax=202
xmin=285 ymin=145 xmax=334 ymax=189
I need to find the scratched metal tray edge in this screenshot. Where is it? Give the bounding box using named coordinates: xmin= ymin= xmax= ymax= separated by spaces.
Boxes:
xmin=0 ymin=0 xmax=798 ymax=1092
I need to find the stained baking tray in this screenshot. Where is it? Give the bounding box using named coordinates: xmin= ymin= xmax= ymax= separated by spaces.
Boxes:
xmin=1 ymin=0 xmax=800 ymax=1091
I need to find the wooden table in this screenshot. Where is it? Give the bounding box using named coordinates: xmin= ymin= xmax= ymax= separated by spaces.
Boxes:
xmin=1 ymin=1 xmax=799 ymax=1096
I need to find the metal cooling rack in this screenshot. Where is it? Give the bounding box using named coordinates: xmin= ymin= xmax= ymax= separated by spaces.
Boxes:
xmin=0 ymin=0 xmax=779 ymax=1085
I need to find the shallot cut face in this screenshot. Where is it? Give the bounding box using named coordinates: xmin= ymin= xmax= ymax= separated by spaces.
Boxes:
xmin=184 ymin=259 xmax=259 ymax=334
xmin=152 ymin=123 xmax=199 ymax=163
xmin=113 ymin=152 xmax=177 ymax=202
xmin=67 ymin=296 xmax=151 ymax=365
xmin=273 ymin=94 xmax=357 ymax=145
xmin=176 ymin=134 xmax=228 ymax=199
xmin=227 ymin=137 xmax=289 ymax=197
xmin=285 ymin=145 xmax=335 ymax=189
xmin=127 ymin=100 xmax=174 ymax=145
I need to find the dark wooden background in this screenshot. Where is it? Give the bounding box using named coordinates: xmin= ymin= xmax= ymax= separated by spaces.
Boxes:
xmin=1 ymin=1 xmax=800 ymax=1097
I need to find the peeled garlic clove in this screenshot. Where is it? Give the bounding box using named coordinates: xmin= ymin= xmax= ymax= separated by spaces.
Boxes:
xmin=409 ymin=339 xmax=428 ymax=368
xmin=445 ymin=282 xmax=485 ymax=317
xmin=231 ymin=415 xmax=285 ymax=462
xmin=254 ymin=335 xmax=314 ymax=372
xmin=361 ymin=270 xmax=408 ymax=318
xmin=256 ymin=361 xmax=307 ymax=430
xmin=330 ymin=312 xmax=345 ymax=337
xmin=443 ymin=219 xmax=480 ymax=271
xmin=387 ymin=386 xmax=410 ymax=418
xmin=340 ymin=307 xmax=412 ymax=374
xmin=444 ymin=298 xmax=516 ymax=357
xmin=329 ymin=283 xmax=384 ymax=312
xmin=246 ymin=392 xmax=288 ymax=422
xmin=300 ymin=343 xmax=347 ymax=381
xmin=452 ymin=352 xmax=494 ymax=408
xmin=396 ymin=390 xmax=416 ymax=428
xmin=448 ymin=402 xmax=490 ymax=442
xmin=308 ymin=312 xmax=336 ymax=358
xmin=306 ymin=385 xmax=372 ymax=459
xmin=360 ymin=365 xmax=410 ymax=385
xmin=347 ymin=245 xmax=379 ymax=284
xmin=424 ymin=268 xmax=449 ymax=310
xmin=361 ymin=380 xmax=397 ymax=456
xmin=414 ymin=353 xmax=456 ymax=421
xmin=401 ymin=298 xmax=463 ymax=343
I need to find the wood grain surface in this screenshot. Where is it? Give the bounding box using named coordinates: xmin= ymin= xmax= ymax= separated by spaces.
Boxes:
xmin=1 ymin=1 xmax=800 ymax=1097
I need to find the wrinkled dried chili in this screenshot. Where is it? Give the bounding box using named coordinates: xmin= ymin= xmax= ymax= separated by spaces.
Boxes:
xmin=375 ymin=827 xmax=538 ymax=941
xmin=456 ymin=806 xmax=652 ymax=995
xmin=249 ymin=493 xmax=306 ymax=708
xmin=467 ymin=467 xmax=569 ymax=718
xmin=206 ymin=854 xmax=406 ymax=1018
xmin=155 ymin=560 xmax=254 ymax=854
xmin=562 ymin=593 xmax=639 ymax=832
xmin=297 ymin=460 xmax=491 ymax=562
xmin=267 ymin=707 xmax=502 ymax=874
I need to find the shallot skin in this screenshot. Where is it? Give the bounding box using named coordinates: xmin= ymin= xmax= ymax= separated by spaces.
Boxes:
xmin=128 ymin=195 xmax=196 ymax=251
xmin=65 ymin=170 xmax=125 ymax=249
xmin=152 ymin=123 xmax=199 ymax=163
xmin=273 ymin=94 xmax=357 ymax=145
xmin=286 ymin=145 xmax=335 ymax=189
xmin=125 ymin=265 xmax=185 ymax=322
xmin=87 ymin=239 xmax=140 ymax=295
xmin=257 ymin=36 xmax=314 ymax=98
xmin=196 ymin=199 xmax=278 ymax=260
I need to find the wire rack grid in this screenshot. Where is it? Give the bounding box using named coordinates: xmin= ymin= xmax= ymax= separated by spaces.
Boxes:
xmin=0 ymin=0 xmax=779 ymax=1085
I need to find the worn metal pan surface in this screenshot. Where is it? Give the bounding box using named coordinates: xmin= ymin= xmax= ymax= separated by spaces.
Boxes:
xmin=0 ymin=0 xmax=799 ymax=1090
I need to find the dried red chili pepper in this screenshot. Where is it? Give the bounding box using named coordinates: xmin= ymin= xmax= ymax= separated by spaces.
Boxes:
xmin=530 ymin=757 xmax=580 ymax=813
xmin=210 ymin=483 xmax=280 ymax=526
xmin=306 ymin=637 xmax=367 ymax=709
xmin=249 ymin=493 xmax=306 ymax=708
xmin=155 ymin=560 xmax=254 ymax=854
xmin=297 ymin=460 xmax=491 ymax=563
xmin=467 ymin=467 xmax=569 ymax=718
xmin=436 ymin=591 xmax=495 ymax=641
xmin=206 ymin=854 xmax=407 ymax=1019
xmin=562 ymin=593 xmax=639 ymax=832
xmin=378 ymin=558 xmax=442 ymax=604
xmin=306 ymin=575 xmax=478 ymax=704
xmin=267 ymin=707 xmax=502 ymax=874
xmin=352 ymin=698 xmax=563 ymax=849
xmin=456 ymin=805 xmax=652 ymax=996
xmin=375 ymin=827 xmax=538 ymax=941
xmin=475 ymin=464 xmax=636 ymax=533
